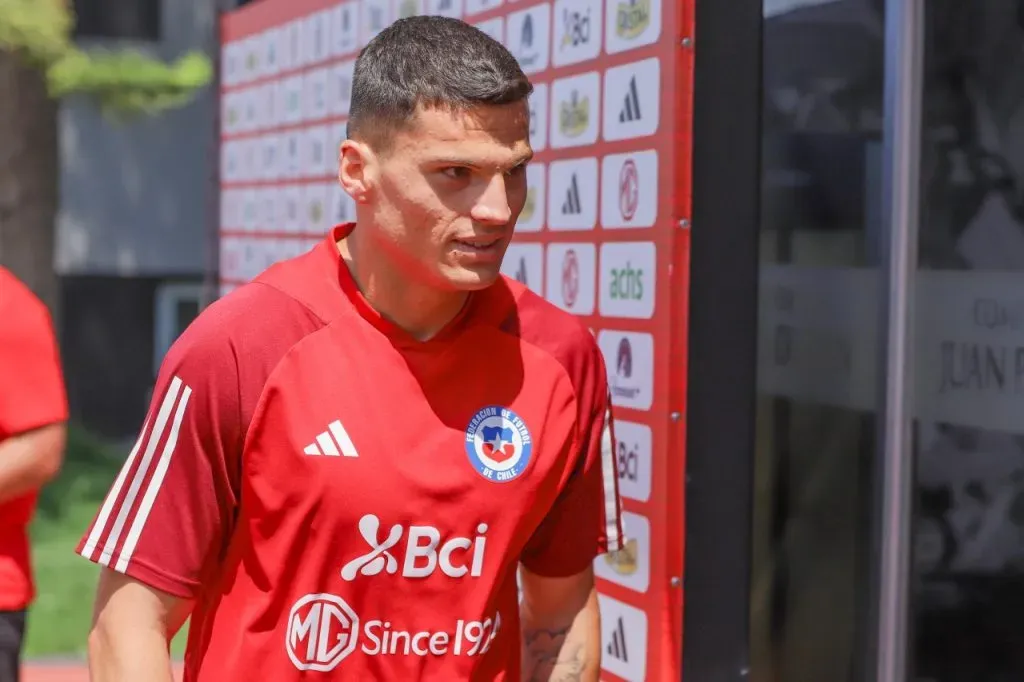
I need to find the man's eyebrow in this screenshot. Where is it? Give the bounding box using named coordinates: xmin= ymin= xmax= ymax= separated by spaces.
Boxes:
xmin=426 ymin=152 xmax=534 ymax=169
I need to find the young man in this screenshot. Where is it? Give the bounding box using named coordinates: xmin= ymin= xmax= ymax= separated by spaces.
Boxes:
xmin=0 ymin=268 xmax=68 ymax=682
xmin=79 ymin=15 xmax=622 ymax=682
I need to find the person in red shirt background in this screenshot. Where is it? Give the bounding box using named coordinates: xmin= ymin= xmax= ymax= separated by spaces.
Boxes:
xmin=0 ymin=267 xmax=68 ymax=682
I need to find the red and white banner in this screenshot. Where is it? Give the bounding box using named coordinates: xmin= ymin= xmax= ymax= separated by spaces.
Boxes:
xmin=217 ymin=0 xmax=693 ymax=679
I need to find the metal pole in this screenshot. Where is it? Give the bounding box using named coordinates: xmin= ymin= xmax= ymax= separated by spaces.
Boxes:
xmin=876 ymin=0 xmax=924 ymax=681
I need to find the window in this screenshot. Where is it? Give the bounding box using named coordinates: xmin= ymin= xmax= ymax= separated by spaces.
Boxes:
xmin=73 ymin=0 xmax=161 ymax=41
xmin=153 ymin=282 xmax=205 ymax=375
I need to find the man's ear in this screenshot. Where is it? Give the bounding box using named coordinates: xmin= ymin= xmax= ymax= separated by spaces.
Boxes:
xmin=339 ymin=138 xmax=377 ymax=204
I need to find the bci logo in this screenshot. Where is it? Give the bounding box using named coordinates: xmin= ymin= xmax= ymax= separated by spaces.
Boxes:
xmin=618 ymin=438 xmax=639 ymax=482
xmin=609 ymin=261 xmax=644 ymax=301
xmin=561 ymin=8 xmax=591 ymax=48
xmin=340 ymin=514 xmax=488 ymax=580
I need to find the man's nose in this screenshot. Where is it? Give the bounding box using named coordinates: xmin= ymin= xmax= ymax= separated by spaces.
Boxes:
xmin=470 ymin=175 xmax=513 ymax=226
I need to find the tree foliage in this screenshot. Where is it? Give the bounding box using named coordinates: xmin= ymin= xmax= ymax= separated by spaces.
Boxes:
xmin=0 ymin=0 xmax=212 ymax=114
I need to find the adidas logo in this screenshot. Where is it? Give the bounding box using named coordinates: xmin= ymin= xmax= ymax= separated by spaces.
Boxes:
xmin=515 ymin=257 xmax=528 ymax=285
xmin=562 ymin=175 xmax=582 ymax=215
xmin=606 ymin=616 xmax=628 ymax=662
xmin=619 ymin=76 xmax=641 ymax=123
xmin=304 ymin=420 xmax=359 ymax=457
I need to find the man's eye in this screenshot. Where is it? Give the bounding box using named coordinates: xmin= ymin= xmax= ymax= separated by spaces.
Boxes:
xmin=442 ymin=167 xmax=470 ymax=179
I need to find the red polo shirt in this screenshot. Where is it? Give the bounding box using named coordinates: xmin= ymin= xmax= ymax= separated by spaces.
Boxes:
xmin=0 ymin=267 xmax=68 ymax=610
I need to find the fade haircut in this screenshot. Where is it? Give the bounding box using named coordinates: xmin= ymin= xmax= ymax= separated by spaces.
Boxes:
xmin=347 ymin=15 xmax=533 ymax=149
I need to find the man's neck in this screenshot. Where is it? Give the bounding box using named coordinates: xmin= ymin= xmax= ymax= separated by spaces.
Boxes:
xmin=337 ymin=231 xmax=469 ymax=342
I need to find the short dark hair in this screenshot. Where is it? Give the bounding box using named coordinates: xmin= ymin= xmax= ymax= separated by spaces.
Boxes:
xmin=348 ymin=16 xmax=533 ymax=147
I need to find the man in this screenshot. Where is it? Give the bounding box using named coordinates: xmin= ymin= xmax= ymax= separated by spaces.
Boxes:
xmin=0 ymin=268 xmax=68 ymax=681
xmin=79 ymin=15 xmax=623 ymax=682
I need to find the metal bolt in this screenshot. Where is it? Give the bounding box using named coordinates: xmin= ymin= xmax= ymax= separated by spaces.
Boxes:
xmin=681 ymin=37 xmax=693 ymax=48
xmin=670 ymin=411 xmax=681 ymax=421
xmin=670 ymin=576 xmax=681 ymax=587
xmin=678 ymin=218 xmax=690 ymax=229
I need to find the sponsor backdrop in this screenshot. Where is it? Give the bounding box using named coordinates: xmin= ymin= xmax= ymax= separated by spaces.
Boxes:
xmin=217 ymin=0 xmax=692 ymax=679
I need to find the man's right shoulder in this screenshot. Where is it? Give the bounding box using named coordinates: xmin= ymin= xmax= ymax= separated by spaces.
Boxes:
xmin=163 ymin=279 xmax=327 ymax=379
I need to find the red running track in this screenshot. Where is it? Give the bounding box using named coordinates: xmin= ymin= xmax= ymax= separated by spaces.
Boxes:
xmin=23 ymin=662 xmax=184 ymax=681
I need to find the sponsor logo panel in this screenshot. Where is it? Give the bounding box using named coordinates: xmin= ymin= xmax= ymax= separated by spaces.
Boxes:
xmin=501 ymin=242 xmax=545 ymax=295
xmin=545 ymin=243 xmax=597 ymax=315
xmin=601 ymin=150 xmax=658 ymax=229
xmin=614 ymin=420 xmax=651 ymax=502
xmin=549 ymin=72 xmax=601 ymax=149
xmin=598 ymin=241 xmax=656 ymax=318
xmin=598 ymin=594 xmax=648 ymax=682
xmin=602 ymin=57 xmax=660 ymax=141
xmin=595 ymin=511 xmax=650 ymax=593
xmin=597 ymin=330 xmax=653 ymax=410
xmin=547 ymin=157 xmax=598 ymax=231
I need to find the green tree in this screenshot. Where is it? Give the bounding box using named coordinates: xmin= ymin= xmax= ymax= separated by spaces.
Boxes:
xmin=0 ymin=0 xmax=212 ymax=314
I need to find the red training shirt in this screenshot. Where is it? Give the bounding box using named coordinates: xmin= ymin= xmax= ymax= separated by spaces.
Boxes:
xmin=77 ymin=224 xmax=624 ymax=680
xmin=0 ymin=267 xmax=68 ymax=610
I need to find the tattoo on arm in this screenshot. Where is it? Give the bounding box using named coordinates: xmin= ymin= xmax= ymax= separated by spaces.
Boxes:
xmin=522 ymin=626 xmax=588 ymax=682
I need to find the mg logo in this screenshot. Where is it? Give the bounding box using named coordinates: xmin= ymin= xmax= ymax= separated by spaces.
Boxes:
xmin=286 ymin=594 xmax=359 ymax=671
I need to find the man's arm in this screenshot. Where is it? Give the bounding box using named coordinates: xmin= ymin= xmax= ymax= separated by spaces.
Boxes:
xmin=519 ymin=564 xmax=601 ymax=682
xmin=0 ymin=422 xmax=65 ymax=504
xmin=88 ymin=569 xmax=193 ymax=682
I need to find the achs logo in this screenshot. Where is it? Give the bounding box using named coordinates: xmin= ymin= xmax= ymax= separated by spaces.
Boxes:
xmin=341 ymin=514 xmax=489 ymax=580
xmin=609 ymin=260 xmax=644 ymax=301
xmin=616 ymin=0 xmax=650 ymax=39
xmin=604 ymin=538 xmax=639 ymax=575
xmin=465 ymin=406 xmax=533 ymax=482
xmin=559 ymin=91 xmax=590 ymax=137
xmin=561 ymin=7 xmax=591 ymax=48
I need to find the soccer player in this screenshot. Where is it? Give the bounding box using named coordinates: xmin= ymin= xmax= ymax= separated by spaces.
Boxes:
xmin=79 ymin=15 xmax=623 ymax=682
xmin=0 ymin=267 xmax=68 ymax=682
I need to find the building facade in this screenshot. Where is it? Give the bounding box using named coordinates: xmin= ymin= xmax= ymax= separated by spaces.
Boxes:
xmin=55 ymin=0 xmax=235 ymax=438
xmin=685 ymin=1 xmax=1024 ymax=681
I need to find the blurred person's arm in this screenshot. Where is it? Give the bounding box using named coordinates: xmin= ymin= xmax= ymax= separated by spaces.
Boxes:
xmin=0 ymin=423 xmax=65 ymax=504
xmin=0 ymin=271 xmax=68 ymax=503
xmin=88 ymin=569 xmax=192 ymax=682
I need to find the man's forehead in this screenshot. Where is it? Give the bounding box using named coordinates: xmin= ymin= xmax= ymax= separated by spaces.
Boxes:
xmin=403 ymin=102 xmax=530 ymax=146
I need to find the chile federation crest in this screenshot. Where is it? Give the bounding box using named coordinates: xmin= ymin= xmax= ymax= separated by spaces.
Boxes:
xmin=465 ymin=406 xmax=533 ymax=483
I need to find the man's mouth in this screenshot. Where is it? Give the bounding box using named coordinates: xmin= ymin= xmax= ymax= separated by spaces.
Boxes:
xmin=452 ymin=236 xmax=502 ymax=251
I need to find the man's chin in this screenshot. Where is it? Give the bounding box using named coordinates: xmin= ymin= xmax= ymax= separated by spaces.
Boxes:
xmin=440 ymin=265 xmax=503 ymax=291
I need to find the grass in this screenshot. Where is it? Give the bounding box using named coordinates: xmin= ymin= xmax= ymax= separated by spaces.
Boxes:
xmin=24 ymin=425 xmax=188 ymax=659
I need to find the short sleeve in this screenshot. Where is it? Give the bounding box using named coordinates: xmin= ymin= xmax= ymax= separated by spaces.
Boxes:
xmin=0 ymin=287 xmax=67 ymax=436
xmin=75 ymin=316 xmax=243 ymax=599
xmin=519 ymin=342 xmax=625 ymax=577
